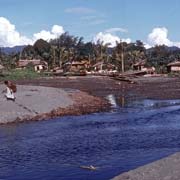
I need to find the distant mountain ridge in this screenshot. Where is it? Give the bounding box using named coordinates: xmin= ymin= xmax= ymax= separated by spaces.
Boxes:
xmin=1 ymin=45 xmax=180 ymax=55
xmin=147 ymin=45 xmax=180 ymax=53
xmin=166 ymin=46 xmax=180 ymax=52
xmin=0 ymin=45 xmax=26 ymax=54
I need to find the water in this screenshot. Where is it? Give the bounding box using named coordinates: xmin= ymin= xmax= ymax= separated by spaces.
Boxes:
xmin=1 ymin=98 xmax=180 ymax=180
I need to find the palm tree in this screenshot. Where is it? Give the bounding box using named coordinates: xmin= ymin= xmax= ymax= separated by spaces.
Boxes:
xmin=114 ymin=41 xmax=128 ymax=72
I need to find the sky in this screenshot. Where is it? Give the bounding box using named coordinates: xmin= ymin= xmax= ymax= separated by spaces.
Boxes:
xmin=0 ymin=0 xmax=180 ymax=48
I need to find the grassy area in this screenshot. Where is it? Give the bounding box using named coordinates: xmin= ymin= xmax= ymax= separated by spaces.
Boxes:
xmin=0 ymin=69 xmax=46 ymax=81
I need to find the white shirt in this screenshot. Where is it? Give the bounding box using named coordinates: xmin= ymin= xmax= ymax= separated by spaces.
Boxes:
xmin=5 ymin=87 xmax=15 ymax=99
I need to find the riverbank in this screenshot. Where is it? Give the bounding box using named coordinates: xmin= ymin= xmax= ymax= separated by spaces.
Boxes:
xmin=15 ymin=75 xmax=180 ymax=101
xmin=0 ymin=84 xmax=109 ymax=124
xmin=3 ymin=75 xmax=180 ymax=124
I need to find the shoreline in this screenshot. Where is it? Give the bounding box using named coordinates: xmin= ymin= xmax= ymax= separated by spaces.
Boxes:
xmin=0 ymin=84 xmax=110 ymax=124
xmin=16 ymin=75 xmax=180 ymax=100
xmin=3 ymin=75 xmax=180 ymax=124
xmin=15 ymin=90 xmax=110 ymax=124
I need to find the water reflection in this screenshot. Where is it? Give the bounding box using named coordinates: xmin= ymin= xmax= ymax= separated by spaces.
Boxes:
xmin=128 ymin=99 xmax=180 ymax=110
xmin=106 ymin=93 xmax=180 ymax=112
xmin=119 ymin=96 xmax=125 ymax=108
xmin=106 ymin=94 xmax=127 ymax=108
xmin=106 ymin=94 xmax=118 ymax=108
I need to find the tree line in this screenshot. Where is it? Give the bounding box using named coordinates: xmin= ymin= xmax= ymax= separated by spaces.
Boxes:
xmin=1 ymin=32 xmax=180 ymax=73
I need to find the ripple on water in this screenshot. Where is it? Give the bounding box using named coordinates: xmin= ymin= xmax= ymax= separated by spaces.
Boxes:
xmin=0 ymin=99 xmax=180 ymax=179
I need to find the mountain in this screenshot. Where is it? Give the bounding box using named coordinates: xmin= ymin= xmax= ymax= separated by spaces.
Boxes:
xmin=146 ymin=45 xmax=180 ymax=53
xmin=0 ymin=45 xmax=26 ymax=54
xmin=166 ymin=46 xmax=180 ymax=52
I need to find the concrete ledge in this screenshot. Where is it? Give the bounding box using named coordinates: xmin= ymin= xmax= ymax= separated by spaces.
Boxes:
xmin=112 ymin=152 xmax=180 ymax=180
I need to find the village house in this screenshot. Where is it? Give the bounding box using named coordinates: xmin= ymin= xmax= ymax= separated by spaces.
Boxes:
xmin=132 ymin=60 xmax=155 ymax=74
xmin=132 ymin=60 xmax=146 ymax=71
xmin=17 ymin=59 xmax=48 ymax=72
xmin=167 ymin=61 xmax=180 ymax=73
xmin=63 ymin=60 xmax=90 ymax=73
xmin=92 ymin=61 xmax=117 ymax=73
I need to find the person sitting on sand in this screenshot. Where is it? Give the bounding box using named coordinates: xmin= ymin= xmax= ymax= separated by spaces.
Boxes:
xmin=3 ymin=80 xmax=16 ymax=101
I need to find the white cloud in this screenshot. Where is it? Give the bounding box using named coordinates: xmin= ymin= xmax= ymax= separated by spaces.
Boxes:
xmin=105 ymin=28 xmax=128 ymax=33
xmin=0 ymin=17 xmax=33 ymax=47
xmin=122 ymin=38 xmax=131 ymax=44
xmin=0 ymin=17 xmax=65 ymax=47
xmin=93 ymin=32 xmax=131 ymax=48
xmin=144 ymin=43 xmax=151 ymax=49
xmin=33 ymin=25 xmax=64 ymax=41
xmin=147 ymin=27 xmax=171 ymax=46
xmin=51 ymin=25 xmax=64 ymax=35
xmin=147 ymin=27 xmax=180 ymax=48
xmin=33 ymin=30 xmax=56 ymax=42
xmin=65 ymin=7 xmax=95 ymax=14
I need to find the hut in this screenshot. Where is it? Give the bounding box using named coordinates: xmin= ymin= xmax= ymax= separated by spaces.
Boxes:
xmin=17 ymin=59 xmax=48 ymax=72
xmin=62 ymin=61 xmax=89 ymax=75
xmin=132 ymin=60 xmax=146 ymax=71
xmin=167 ymin=61 xmax=180 ymax=73
xmin=132 ymin=60 xmax=155 ymax=74
xmin=92 ymin=62 xmax=116 ymax=72
xmin=64 ymin=61 xmax=89 ymax=72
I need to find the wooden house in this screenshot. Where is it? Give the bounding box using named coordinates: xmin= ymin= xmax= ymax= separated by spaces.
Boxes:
xmin=132 ymin=60 xmax=146 ymax=71
xmin=17 ymin=59 xmax=48 ymax=72
xmin=167 ymin=61 xmax=180 ymax=73
xmin=132 ymin=60 xmax=155 ymax=74
xmin=92 ymin=62 xmax=116 ymax=72
xmin=63 ymin=61 xmax=89 ymax=73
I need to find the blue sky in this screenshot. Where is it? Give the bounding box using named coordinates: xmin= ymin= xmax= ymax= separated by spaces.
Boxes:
xmin=0 ymin=0 xmax=180 ymax=47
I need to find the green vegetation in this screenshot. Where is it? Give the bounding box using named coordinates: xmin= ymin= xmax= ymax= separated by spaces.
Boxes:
xmin=0 ymin=69 xmax=44 ymax=81
xmin=1 ymin=31 xmax=180 ymax=74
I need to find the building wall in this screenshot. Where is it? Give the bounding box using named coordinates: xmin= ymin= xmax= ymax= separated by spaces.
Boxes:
xmin=171 ymin=66 xmax=180 ymax=71
xmin=34 ymin=65 xmax=47 ymax=72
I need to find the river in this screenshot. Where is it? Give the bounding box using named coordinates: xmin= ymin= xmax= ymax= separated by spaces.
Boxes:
xmin=0 ymin=97 xmax=180 ymax=180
